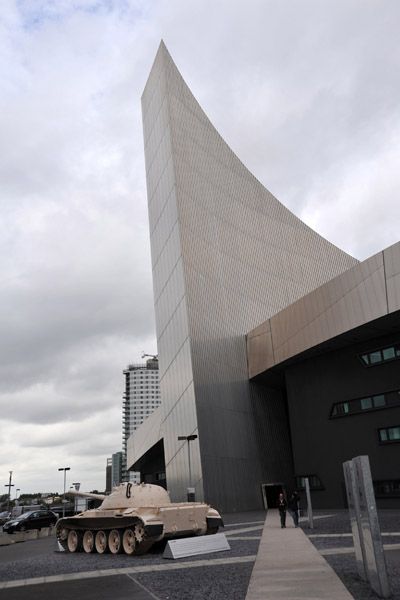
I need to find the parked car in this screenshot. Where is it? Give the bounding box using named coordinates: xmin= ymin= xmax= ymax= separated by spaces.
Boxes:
xmin=0 ymin=511 xmax=11 ymax=525
xmin=3 ymin=510 xmax=58 ymax=534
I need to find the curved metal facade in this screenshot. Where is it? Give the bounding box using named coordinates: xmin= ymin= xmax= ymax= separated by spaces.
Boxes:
xmin=140 ymin=41 xmax=358 ymax=511
xmin=247 ymin=244 xmax=400 ymax=377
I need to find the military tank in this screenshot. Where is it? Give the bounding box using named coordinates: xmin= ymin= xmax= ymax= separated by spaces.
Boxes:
xmin=56 ymin=482 xmax=223 ymax=555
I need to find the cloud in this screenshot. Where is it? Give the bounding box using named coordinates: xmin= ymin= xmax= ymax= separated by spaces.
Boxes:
xmin=156 ymin=0 xmax=400 ymax=260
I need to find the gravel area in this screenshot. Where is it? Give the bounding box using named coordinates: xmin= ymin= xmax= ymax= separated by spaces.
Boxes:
xmin=134 ymin=562 xmax=254 ymax=600
xmin=4 ymin=509 xmax=399 ymax=599
xmin=0 ymin=537 xmax=261 ymax=583
xmin=300 ymin=510 xmax=400 ymax=599
xmin=0 ymin=511 xmax=265 ymax=600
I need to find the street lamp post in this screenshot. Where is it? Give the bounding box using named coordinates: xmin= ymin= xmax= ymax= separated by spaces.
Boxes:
xmin=14 ymin=488 xmax=20 ymax=514
xmin=72 ymin=482 xmax=80 ymax=514
xmin=5 ymin=471 xmax=14 ymax=514
xmin=58 ymin=467 xmax=70 ymax=518
xmin=178 ymin=435 xmax=198 ymax=500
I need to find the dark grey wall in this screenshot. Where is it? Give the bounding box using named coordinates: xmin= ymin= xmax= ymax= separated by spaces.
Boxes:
xmin=285 ymin=331 xmax=400 ymax=508
xmin=194 ymin=360 xmax=295 ymax=513
xmin=140 ymin=453 xmax=166 ymax=489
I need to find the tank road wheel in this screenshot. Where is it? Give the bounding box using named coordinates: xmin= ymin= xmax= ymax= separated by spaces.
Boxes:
xmin=134 ymin=521 xmax=145 ymax=544
xmin=58 ymin=527 xmax=68 ymax=541
xmin=108 ymin=529 xmax=123 ymax=554
xmin=95 ymin=530 xmax=109 ymax=554
xmin=67 ymin=530 xmax=82 ymax=553
xmin=82 ymin=530 xmax=96 ymax=553
xmin=122 ymin=529 xmax=136 ymax=555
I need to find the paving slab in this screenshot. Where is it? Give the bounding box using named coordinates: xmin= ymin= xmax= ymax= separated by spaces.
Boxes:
xmin=0 ymin=574 xmax=156 ymax=600
xmin=245 ymin=509 xmax=354 ymax=600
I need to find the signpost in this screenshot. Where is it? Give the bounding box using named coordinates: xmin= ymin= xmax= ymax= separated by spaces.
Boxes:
xmin=5 ymin=471 xmax=14 ymax=514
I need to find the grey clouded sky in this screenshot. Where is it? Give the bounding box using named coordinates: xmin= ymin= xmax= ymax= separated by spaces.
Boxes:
xmin=1 ymin=0 xmax=399 ymax=495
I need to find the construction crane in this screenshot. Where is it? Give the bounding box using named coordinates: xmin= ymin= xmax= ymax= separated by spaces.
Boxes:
xmin=141 ymin=352 xmax=158 ymax=360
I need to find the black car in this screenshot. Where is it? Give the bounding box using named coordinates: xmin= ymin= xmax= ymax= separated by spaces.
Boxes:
xmin=3 ymin=510 xmax=58 ymax=534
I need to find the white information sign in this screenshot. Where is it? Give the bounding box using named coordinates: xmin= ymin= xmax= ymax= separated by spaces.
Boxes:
xmin=163 ymin=533 xmax=230 ymax=560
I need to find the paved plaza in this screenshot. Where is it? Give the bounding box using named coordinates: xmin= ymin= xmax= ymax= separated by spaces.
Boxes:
xmin=0 ymin=512 xmax=263 ymax=600
xmin=0 ymin=510 xmax=400 ymax=599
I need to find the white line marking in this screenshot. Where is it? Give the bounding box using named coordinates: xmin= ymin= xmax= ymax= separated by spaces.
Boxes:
xmin=309 ymin=532 xmax=400 ymax=538
xmin=223 ymin=520 xmax=265 ymax=528
xmin=227 ymin=536 xmax=262 ymax=541
xmin=299 ymin=514 xmax=335 ymax=522
xmin=127 ymin=573 xmax=161 ymax=600
xmin=225 ymin=525 xmax=264 ymax=536
xmin=0 ymin=555 xmax=257 ymax=589
xmin=320 ymin=543 xmax=400 ymax=556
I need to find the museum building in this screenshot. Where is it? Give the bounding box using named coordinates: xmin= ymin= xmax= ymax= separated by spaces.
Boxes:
xmin=127 ymin=42 xmax=400 ymax=511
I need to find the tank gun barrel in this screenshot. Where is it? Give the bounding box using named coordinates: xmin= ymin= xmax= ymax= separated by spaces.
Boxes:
xmin=68 ymin=488 xmax=106 ymax=501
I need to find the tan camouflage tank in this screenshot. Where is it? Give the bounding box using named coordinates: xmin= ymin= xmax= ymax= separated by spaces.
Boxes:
xmin=56 ymin=482 xmax=223 ymax=555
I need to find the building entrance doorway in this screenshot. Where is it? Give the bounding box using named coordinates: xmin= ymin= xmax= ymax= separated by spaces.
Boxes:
xmin=261 ymin=483 xmax=285 ymax=509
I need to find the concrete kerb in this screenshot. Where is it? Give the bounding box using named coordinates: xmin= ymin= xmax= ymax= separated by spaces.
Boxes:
xmin=38 ymin=527 xmax=50 ymax=538
xmin=245 ymin=509 xmax=354 ymax=600
xmin=0 ymin=527 xmax=55 ymax=546
xmin=0 ymin=534 xmax=11 ymax=546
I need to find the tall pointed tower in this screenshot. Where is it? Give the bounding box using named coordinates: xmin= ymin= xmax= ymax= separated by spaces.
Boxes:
xmin=141 ymin=42 xmax=357 ymax=511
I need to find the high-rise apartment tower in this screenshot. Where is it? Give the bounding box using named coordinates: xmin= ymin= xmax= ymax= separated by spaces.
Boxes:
xmin=122 ymin=357 xmax=160 ymax=483
xmin=111 ymin=451 xmax=123 ymax=487
xmin=105 ymin=457 xmax=112 ymax=492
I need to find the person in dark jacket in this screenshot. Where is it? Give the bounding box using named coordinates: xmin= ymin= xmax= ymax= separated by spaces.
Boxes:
xmin=289 ymin=492 xmax=300 ymax=527
xmin=277 ymin=493 xmax=287 ymax=528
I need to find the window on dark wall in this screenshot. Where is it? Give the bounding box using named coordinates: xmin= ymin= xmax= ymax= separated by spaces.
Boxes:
xmin=331 ymin=402 xmax=349 ymax=416
xmin=373 ymin=480 xmax=400 ymax=497
xmin=295 ymin=474 xmax=323 ymax=490
xmin=360 ymin=343 xmax=400 ymax=366
xmin=378 ymin=426 xmax=400 ymax=443
xmin=330 ymin=389 xmax=400 ymax=418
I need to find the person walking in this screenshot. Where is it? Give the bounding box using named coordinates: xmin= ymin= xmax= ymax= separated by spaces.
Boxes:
xmin=289 ymin=492 xmax=300 ymax=527
xmin=277 ymin=492 xmax=287 ymax=528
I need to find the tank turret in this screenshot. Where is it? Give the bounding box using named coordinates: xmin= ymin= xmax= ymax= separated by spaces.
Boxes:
xmin=56 ymin=482 xmax=223 ymax=556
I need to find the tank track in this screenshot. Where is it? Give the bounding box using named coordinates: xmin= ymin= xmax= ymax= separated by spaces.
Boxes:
xmin=206 ymin=527 xmax=219 ymax=535
xmin=132 ymin=533 xmax=158 ymax=555
xmin=56 ymin=524 xmax=158 ymax=555
xmin=56 ymin=530 xmax=69 ymax=553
